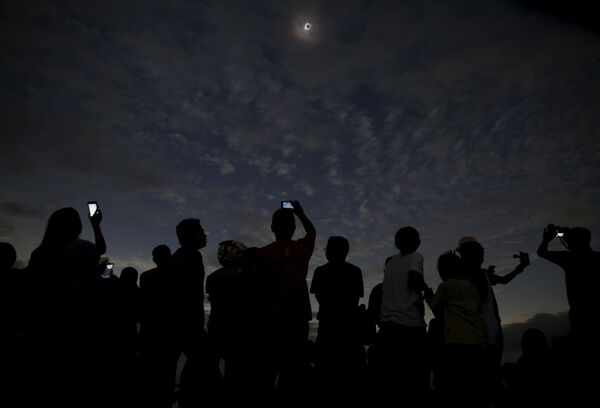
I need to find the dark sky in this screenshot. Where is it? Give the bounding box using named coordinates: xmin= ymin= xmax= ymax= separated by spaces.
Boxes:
xmin=1 ymin=0 xmax=599 ymax=355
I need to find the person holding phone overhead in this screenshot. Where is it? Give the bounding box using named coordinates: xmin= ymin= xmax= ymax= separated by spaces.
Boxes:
xmin=27 ymin=206 xmax=107 ymax=407
xmin=254 ymin=200 xmax=316 ymax=408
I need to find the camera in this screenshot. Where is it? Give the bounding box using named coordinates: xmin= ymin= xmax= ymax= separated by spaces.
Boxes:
xmin=546 ymin=224 xmax=569 ymax=238
xmin=555 ymin=226 xmax=569 ymax=238
xmin=281 ymin=201 xmax=294 ymax=209
xmin=513 ymin=252 xmax=530 ymax=262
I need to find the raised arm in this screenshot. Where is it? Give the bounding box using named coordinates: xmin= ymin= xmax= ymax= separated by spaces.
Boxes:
xmin=89 ymin=209 xmax=106 ymax=255
xmin=292 ymin=200 xmax=316 ymax=237
xmin=489 ymin=253 xmax=529 ymax=285
xmin=537 ymin=224 xmax=556 ymax=260
xmin=536 ymin=224 xmax=569 ymax=268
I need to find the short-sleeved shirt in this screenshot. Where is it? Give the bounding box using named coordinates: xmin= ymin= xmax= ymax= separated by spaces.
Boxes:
xmin=430 ymin=279 xmax=485 ymax=346
xmin=256 ymin=234 xmax=315 ymax=321
xmin=310 ymin=261 xmax=363 ymax=321
xmin=380 ymin=252 xmax=426 ymax=327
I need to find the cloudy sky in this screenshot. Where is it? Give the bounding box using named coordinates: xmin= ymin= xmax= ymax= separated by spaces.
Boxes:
xmin=2 ymin=0 xmax=599 ymax=357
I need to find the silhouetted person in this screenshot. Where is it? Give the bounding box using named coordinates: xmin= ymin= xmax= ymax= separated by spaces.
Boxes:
xmin=537 ymin=225 xmax=598 ymax=341
xmin=537 ymin=224 xmax=598 ymax=406
xmin=310 ymin=236 xmax=365 ymax=407
xmin=254 ymin=200 xmax=316 ymax=408
xmin=0 ymin=242 xmax=24 ymax=344
xmin=26 ymin=207 xmax=105 ymax=408
xmin=170 ymin=218 xmax=216 ymax=408
xmin=515 ymin=328 xmax=557 ymax=407
xmin=457 ymin=236 xmax=530 ymax=403
xmin=139 ymin=244 xmax=175 ymax=408
xmin=365 ymin=256 xmax=392 ymax=380
xmin=118 ymin=266 xmax=141 ymax=353
xmin=206 ymin=240 xmax=250 ymax=406
xmin=378 ymin=226 xmax=430 ymax=404
xmin=0 ymin=242 xmax=31 ymax=408
xmin=428 ymin=251 xmax=486 ymax=407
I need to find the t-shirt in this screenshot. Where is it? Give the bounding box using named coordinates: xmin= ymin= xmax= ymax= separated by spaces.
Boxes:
xmin=429 ymin=279 xmax=485 ymax=346
xmin=380 ymin=252 xmax=426 ymax=327
xmin=310 ymin=261 xmax=363 ymax=321
xmin=256 ymin=234 xmax=315 ymax=321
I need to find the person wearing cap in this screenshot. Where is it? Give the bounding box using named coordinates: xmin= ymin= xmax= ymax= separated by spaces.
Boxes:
xmin=456 ymin=236 xmax=529 ymax=400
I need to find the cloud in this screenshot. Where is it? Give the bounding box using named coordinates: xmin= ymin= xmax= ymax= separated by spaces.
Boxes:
xmin=1 ymin=0 xmax=599 ymax=327
xmin=0 ymin=202 xmax=46 ymax=219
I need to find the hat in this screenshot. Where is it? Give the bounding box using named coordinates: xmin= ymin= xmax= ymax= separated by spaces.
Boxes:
xmin=456 ymin=236 xmax=484 ymax=252
xmin=458 ymin=236 xmax=479 ymax=247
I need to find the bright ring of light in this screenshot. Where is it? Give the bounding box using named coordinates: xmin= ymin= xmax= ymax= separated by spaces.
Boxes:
xmin=304 ymin=22 xmax=311 ymax=30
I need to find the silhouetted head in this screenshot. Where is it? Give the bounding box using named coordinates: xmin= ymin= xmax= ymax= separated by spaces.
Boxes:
xmin=217 ymin=240 xmax=247 ymax=268
xmin=41 ymin=207 xmax=82 ymax=248
xmin=271 ymin=209 xmax=296 ymax=241
xmin=521 ymin=328 xmax=550 ymax=355
xmin=152 ymin=244 xmax=172 ymax=267
xmin=120 ymin=267 xmax=139 ymax=286
xmin=326 ymin=236 xmax=349 ymax=263
xmin=564 ymin=227 xmax=591 ymax=252
xmin=176 ymin=218 xmax=207 ymax=249
xmin=437 ymin=251 xmax=463 ymax=281
xmin=394 ymin=227 xmax=420 ymax=255
xmin=0 ymin=242 xmax=17 ymax=270
xmin=457 ymin=237 xmax=485 ymax=267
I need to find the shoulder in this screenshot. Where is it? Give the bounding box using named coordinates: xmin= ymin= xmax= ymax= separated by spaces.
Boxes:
xmin=411 ymin=252 xmax=424 ymax=262
xmin=297 ymin=233 xmax=316 ymax=248
xmin=346 ymin=262 xmax=362 ymax=274
xmin=65 ymin=239 xmax=98 ymax=260
xmin=313 ymin=264 xmax=327 ymax=274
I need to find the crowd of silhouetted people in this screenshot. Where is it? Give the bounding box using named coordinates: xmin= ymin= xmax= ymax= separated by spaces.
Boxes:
xmin=0 ymin=201 xmax=598 ymax=407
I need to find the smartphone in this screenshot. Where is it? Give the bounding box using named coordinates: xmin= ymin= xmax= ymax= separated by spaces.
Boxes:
xmin=102 ymin=262 xmax=114 ymax=279
xmin=556 ymin=232 xmax=565 ymax=238
xmin=281 ymin=200 xmax=294 ymax=209
xmin=87 ymin=201 xmax=98 ymax=217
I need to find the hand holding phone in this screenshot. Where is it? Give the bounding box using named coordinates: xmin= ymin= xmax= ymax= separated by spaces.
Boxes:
xmin=88 ymin=201 xmax=98 ymax=217
xmin=281 ymin=200 xmax=294 ymax=209
xmin=102 ymin=262 xmax=114 ymax=279
xmin=87 ymin=201 xmax=103 ymax=226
